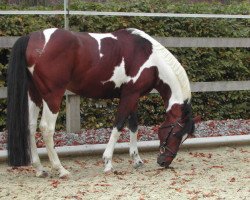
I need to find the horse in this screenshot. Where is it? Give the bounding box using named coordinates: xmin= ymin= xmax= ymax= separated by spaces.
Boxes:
xmin=7 ymin=28 xmax=195 ymax=178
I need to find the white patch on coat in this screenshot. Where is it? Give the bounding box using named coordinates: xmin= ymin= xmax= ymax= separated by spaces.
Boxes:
xmin=102 ymin=54 xmax=155 ymax=88
xmin=28 ymin=64 xmax=35 ymax=75
xmin=43 ymin=28 xmax=57 ymax=51
xmin=128 ymin=28 xmax=191 ymax=111
xmin=102 ymin=58 xmax=127 ymax=88
xmin=89 ymin=33 xmax=117 ymax=57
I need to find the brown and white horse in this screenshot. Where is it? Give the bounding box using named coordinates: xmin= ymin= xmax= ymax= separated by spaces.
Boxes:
xmin=7 ymin=28 xmax=195 ymax=178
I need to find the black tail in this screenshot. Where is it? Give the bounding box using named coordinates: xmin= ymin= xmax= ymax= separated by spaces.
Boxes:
xmin=7 ymin=35 xmax=30 ymax=166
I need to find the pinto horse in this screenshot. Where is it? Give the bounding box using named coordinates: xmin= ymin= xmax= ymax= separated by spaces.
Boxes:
xmin=7 ymin=28 xmax=195 ymax=178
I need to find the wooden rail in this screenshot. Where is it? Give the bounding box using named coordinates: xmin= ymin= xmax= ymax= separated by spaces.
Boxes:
xmin=1 ymin=80 xmax=250 ymax=132
xmin=1 ymin=36 xmax=250 ymax=48
xmin=1 ymin=81 xmax=250 ymax=99
xmin=1 ymin=10 xmax=250 ymax=19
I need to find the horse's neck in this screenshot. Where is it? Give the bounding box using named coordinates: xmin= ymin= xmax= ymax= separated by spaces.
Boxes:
xmin=155 ymin=77 xmax=187 ymax=113
xmin=156 ymin=52 xmax=191 ymax=110
xmin=163 ymin=51 xmax=191 ymax=102
xmin=167 ymin=103 xmax=183 ymax=122
xmin=130 ymin=28 xmax=191 ymax=106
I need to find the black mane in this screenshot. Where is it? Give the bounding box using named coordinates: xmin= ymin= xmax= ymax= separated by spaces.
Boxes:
xmin=175 ymin=100 xmax=195 ymax=138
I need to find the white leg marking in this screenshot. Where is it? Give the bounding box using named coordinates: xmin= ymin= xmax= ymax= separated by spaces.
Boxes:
xmin=43 ymin=28 xmax=57 ymax=51
xmin=28 ymin=95 xmax=48 ymax=177
xmin=40 ymin=100 xmax=70 ymax=178
xmin=89 ymin=33 xmax=117 ymax=57
xmin=181 ymin=133 xmax=188 ymax=143
xmin=130 ymin=131 xmax=144 ymax=168
xmin=103 ymin=128 xmax=121 ymax=173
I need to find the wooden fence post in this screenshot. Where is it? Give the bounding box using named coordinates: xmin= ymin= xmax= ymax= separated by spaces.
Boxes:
xmin=66 ymin=94 xmax=81 ymax=133
xmin=64 ymin=0 xmax=69 ymax=30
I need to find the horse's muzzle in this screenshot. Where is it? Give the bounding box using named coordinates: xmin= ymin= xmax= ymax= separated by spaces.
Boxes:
xmin=157 ymin=154 xmax=172 ymax=168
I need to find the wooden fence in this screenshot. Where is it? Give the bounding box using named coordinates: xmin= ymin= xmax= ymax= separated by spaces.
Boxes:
xmin=0 ymin=11 xmax=249 ymax=132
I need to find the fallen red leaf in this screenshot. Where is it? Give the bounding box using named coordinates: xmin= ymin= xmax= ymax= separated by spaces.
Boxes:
xmin=170 ymin=181 xmax=177 ymax=186
xmin=36 ymin=141 xmax=44 ymax=148
xmin=240 ymin=149 xmax=249 ymax=153
xmin=139 ymin=196 xmax=145 ymax=200
xmin=113 ymin=158 xmax=124 ymax=163
xmin=72 ymin=141 xmax=80 ymax=145
xmin=114 ymin=170 xmax=127 ymax=175
xmin=230 ymin=177 xmax=236 ymax=182
xmin=174 ymin=188 xmax=182 ymax=192
xmin=94 ymin=183 xmax=112 ymax=187
xmin=210 ymin=166 xmax=224 ymax=169
xmin=74 ymin=160 xmax=86 ymax=167
xmin=208 ymin=121 xmax=216 ymax=128
xmin=93 ymin=160 xmax=103 ymax=166
xmin=51 ymin=180 xmax=60 ymax=188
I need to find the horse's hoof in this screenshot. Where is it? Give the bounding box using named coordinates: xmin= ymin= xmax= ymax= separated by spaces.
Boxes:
xmin=59 ymin=169 xmax=70 ymax=179
xmin=104 ymin=167 xmax=114 ymax=175
xmin=133 ymin=160 xmax=144 ymax=169
xmin=36 ymin=170 xmax=49 ymax=178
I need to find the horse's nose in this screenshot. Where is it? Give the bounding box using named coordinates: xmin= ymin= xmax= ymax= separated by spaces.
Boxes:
xmin=157 ymin=154 xmax=171 ymax=168
xmin=157 ymin=159 xmax=165 ymax=167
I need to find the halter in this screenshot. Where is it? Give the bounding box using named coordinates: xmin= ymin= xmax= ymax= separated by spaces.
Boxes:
xmin=159 ymin=119 xmax=184 ymax=158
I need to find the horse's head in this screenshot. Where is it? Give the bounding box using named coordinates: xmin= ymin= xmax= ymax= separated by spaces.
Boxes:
xmin=157 ymin=101 xmax=195 ymax=168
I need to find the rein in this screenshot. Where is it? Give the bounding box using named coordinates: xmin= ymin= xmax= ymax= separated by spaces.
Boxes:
xmin=159 ymin=119 xmax=184 ymax=158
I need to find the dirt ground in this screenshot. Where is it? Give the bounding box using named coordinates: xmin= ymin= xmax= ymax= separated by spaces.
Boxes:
xmin=0 ymin=145 xmax=249 ymax=200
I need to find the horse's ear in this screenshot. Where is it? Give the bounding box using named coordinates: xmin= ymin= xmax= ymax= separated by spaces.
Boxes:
xmin=193 ymin=115 xmax=202 ymax=123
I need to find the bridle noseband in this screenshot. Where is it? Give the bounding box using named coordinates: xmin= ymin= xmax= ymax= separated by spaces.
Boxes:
xmin=159 ymin=119 xmax=184 ymax=158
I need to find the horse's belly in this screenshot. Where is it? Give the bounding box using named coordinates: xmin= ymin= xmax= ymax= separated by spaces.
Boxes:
xmin=67 ymin=81 xmax=121 ymax=99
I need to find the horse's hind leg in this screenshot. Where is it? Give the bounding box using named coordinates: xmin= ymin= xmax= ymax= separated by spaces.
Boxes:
xmin=39 ymin=100 xmax=70 ymax=178
xmin=128 ymin=112 xmax=144 ymax=169
xmin=28 ymin=96 xmax=48 ymax=177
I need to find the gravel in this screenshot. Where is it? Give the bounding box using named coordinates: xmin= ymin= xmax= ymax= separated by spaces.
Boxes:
xmin=0 ymin=119 xmax=249 ymax=150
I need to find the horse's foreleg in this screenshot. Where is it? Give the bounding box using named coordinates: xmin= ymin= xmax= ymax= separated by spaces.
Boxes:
xmin=128 ymin=113 xmax=144 ymax=169
xmin=29 ymin=96 xmax=48 ymax=177
xmin=40 ymin=101 xmax=70 ymax=178
xmin=103 ymin=127 xmax=121 ymax=173
xmin=103 ymin=93 xmax=139 ymax=173
xmin=129 ymin=131 xmax=144 ymax=168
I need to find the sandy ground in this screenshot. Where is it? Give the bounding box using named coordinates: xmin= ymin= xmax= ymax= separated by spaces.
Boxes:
xmin=0 ymin=145 xmax=249 ymax=200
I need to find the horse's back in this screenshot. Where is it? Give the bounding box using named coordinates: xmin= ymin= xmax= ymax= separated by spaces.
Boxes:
xmin=67 ymin=29 xmax=157 ymax=98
